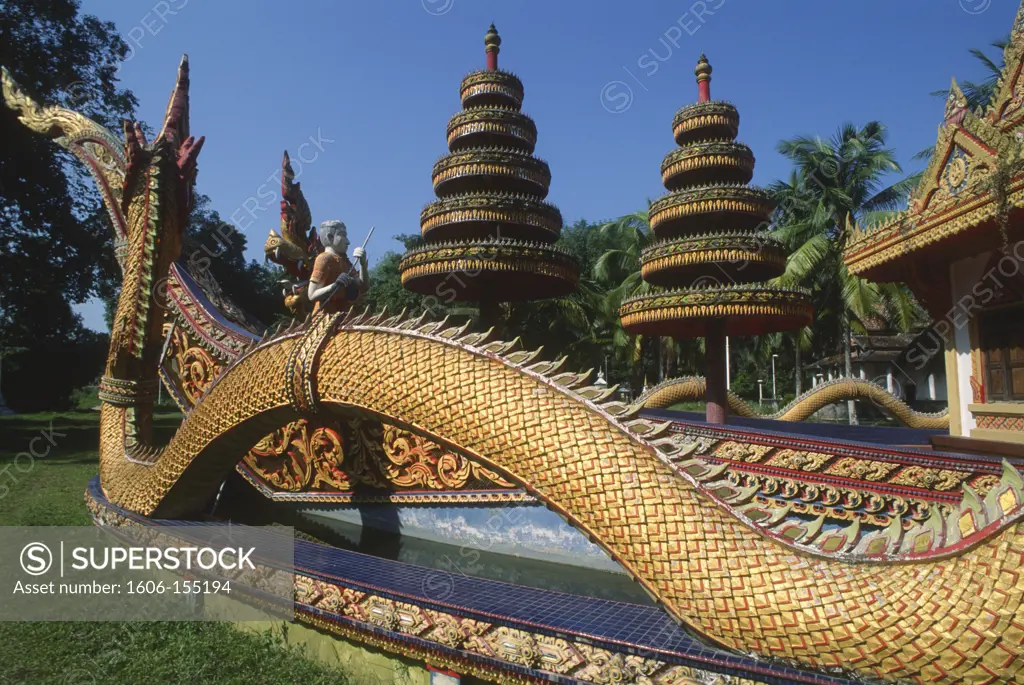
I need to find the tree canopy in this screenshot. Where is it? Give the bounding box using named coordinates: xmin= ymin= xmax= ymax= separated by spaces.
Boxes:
xmin=0 ymin=1 xmax=285 ymax=408
xmin=1 ymin=0 xmax=138 ymax=346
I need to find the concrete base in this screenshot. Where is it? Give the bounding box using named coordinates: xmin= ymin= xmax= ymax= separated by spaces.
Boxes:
xmin=206 ymin=592 xmax=431 ymax=684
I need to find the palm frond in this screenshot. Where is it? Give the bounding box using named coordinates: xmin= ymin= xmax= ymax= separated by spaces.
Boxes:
xmin=777 ymin=232 xmax=831 ymax=286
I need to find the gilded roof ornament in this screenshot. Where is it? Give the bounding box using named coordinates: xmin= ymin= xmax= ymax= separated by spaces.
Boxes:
xmin=694 ymin=53 xmax=712 ymax=81
xmin=484 ymin=23 xmax=501 ymax=52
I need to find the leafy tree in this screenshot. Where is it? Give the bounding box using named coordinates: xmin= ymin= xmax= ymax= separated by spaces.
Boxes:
xmin=593 ymin=209 xmax=730 ymax=391
xmin=180 ymin=194 xmax=284 ymax=327
xmin=593 ymin=209 xmax=659 ymax=388
xmin=0 ymin=1 xmax=137 ymax=409
xmin=0 ymin=0 xmax=138 ymax=347
xmin=363 ymin=222 xmax=630 ymax=384
xmin=770 ymin=122 xmax=923 ymax=424
xmin=1 ymin=3 xmax=284 ymax=409
xmin=363 ymin=234 xmax=457 ymax=318
xmin=509 ymin=219 xmax=613 ymax=374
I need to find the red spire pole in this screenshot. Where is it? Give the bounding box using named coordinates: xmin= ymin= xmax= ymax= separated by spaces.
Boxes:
xmin=485 ymin=24 xmax=501 ymax=70
xmin=695 ymin=53 xmax=712 ymax=102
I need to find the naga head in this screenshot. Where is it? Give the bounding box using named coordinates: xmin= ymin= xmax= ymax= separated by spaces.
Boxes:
xmin=107 ymin=55 xmax=204 ymax=380
xmin=122 ymin=54 xmax=205 ymax=247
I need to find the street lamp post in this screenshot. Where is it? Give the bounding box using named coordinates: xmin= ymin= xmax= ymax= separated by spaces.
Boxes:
xmin=0 ymin=344 xmax=10 ymax=415
xmin=757 ymin=379 xmax=764 ymax=407
xmin=725 ymin=336 xmax=731 ymax=390
xmin=771 ymin=354 xmax=778 ymax=400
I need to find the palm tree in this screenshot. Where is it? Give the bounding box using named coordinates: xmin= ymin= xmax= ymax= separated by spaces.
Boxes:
xmin=594 ymin=208 xmax=655 ymax=388
xmin=771 ymin=122 xmax=921 ymax=424
xmin=915 ymin=35 xmax=1010 ymax=161
xmin=931 ymin=36 xmax=1009 ymax=110
xmin=594 ymin=208 xmax=652 ymax=299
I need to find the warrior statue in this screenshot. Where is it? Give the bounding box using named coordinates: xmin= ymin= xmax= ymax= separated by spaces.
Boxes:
xmin=307 ymin=220 xmax=368 ymax=314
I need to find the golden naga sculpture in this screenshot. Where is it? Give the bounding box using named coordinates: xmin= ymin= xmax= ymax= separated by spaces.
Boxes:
xmin=637 ymin=375 xmax=951 ymax=430
xmin=5 ymin=60 xmax=1024 ymax=685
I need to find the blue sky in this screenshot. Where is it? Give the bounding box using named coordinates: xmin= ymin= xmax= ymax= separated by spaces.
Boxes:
xmin=73 ymin=0 xmax=1017 ymax=330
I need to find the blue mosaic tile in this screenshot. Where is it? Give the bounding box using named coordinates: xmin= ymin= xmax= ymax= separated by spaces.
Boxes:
xmin=90 ymin=477 xmax=863 ymax=685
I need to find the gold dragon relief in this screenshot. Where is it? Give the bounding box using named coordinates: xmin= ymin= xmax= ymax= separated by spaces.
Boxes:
xmin=380 ymin=423 xmax=514 ymax=489
xmin=242 ymin=417 xmax=516 ymax=495
xmin=163 ymin=324 xmax=222 ymax=407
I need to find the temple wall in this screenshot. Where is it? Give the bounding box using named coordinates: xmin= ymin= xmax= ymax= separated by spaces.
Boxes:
xmin=944 ymin=342 xmax=962 ymax=436
xmin=946 ymin=253 xmax=995 ymax=436
xmin=949 ymin=253 xmax=991 ymax=435
xmin=948 ymin=251 xmax=1024 ymax=445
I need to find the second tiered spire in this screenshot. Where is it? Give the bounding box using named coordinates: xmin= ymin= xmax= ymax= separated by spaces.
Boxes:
xmin=619 ymin=55 xmax=812 ymax=424
xmin=400 ymin=26 xmax=578 ymax=326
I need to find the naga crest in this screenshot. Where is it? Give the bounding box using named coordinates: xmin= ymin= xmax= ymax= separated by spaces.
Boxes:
xmin=264 ymin=150 xmax=323 ymax=313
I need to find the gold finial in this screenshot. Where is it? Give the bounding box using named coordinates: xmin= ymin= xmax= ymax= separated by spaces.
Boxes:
xmin=694 ymin=53 xmax=712 ymax=82
xmin=485 ymin=23 xmax=501 ymax=52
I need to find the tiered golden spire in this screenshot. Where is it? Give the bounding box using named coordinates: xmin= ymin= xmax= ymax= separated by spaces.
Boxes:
xmin=399 ymin=25 xmax=578 ymax=325
xmin=619 ymin=55 xmax=812 ymax=423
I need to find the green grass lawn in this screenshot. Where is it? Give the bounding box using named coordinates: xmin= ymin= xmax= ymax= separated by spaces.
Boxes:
xmin=0 ymin=411 xmax=353 ymax=685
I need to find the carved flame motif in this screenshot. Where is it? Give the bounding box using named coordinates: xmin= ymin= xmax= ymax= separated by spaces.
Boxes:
xmin=242 ymin=418 xmax=515 ymax=494
xmin=244 ymin=420 xmax=322 ymax=491
xmin=309 ymin=424 xmax=350 ymax=490
xmin=382 ymin=424 xmax=514 ymax=489
xmin=167 ymin=326 xmax=221 ymax=406
xmin=243 ymin=419 xmax=355 ymax=492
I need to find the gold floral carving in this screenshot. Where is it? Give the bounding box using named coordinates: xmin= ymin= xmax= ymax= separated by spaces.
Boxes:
xmin=712 ymin=441 xmax=774 ymax=463
xmin=823 ymin=457 xmax=899 ymax=481
xmin=243 ymin=419 xmax=349 ymax=492
xmin=970 ymin=474 xmax=1002 ymax=496
xmin=766 ymin=449 xmax=832 ymax=472
xmin=382 ymin=424 xmax=514 ymax=489
xmin=890 ymin=466 xmax=967 ymax=491
xmin=165 ymin=325 xmax=222 ymax=406
xmin=486 ymin=627 xmax=541 ymax=667
xmin=943 ymin=155 xmax=968 ymax=190
xmin=242 ymin=418 xmax=515 ymax=495
xmin=285 ymin=574 xmax=745 ymax=685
